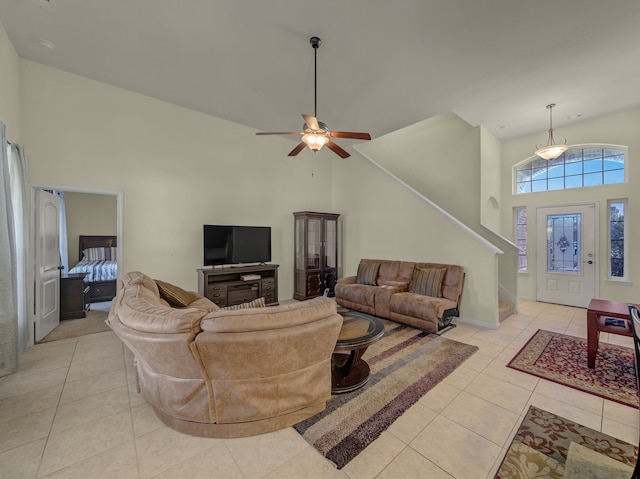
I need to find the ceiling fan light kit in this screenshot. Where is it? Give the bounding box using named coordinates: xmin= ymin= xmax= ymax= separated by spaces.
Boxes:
xmin=535 ymin=103 xmax=567 ymax=160
xmin=256 ymin=36 xmax=371 ymax=158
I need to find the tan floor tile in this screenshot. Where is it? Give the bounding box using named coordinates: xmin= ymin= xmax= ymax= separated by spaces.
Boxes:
xmin=462 ymin=352 xmax=493 ymax=373
xmin=483 ymin=358 xmax=539 ymax=391
xmin=0 ymin=384 xmax=63 ymax=423
xmin=14 ymin=354 xmax=73 ymax=377
xmin=387 ymin=401 xmax=437 ymax=444
xmin=223 ymin=427 xmax=309 ymax=479
xmin=19 ymin=340 xmax=77 ymax=363
xmin=0 ymin=367 xmax=68 ymax=401
xmin=66 ymin=354 xmax=125 ymax=383
xmin=38 ymin=442 xmax=138 ymax=479
xmin=70 ymin=341 xmax=124 ymax=363
xmin=410 ymin=415 xmax=502 ymax=479
xmin=419 ymin=381 xmax=462 ymax=413
xmin=603 ymin=399 xmax=639 ymax=426
xmin=499 ymin=314 xmax=535 ymax=330
xmin=377 ymin=447 xmax=454 ymax=478
xmin=59 ymin=368 xmax=127 ymax=404
xmin=130 ymin=402 xmax=164 ymax=437
xmin=441 ymin=391 xmax=520 ymax=446
xmin=341 ymin=431 xmax=405 ymax=479
xmin=135 ymin=426 xmax=219 ymax=479
xmin=534 ymin=379 xmax=603 ymax=416
xmin=38 ymin=410 xmax=134 ymax=477
xmin=470 ymin=330 xmax=515 ymax=348
xmin=0 ymin=407 xmax=56 ymax=453
xmin=464 ymin=374 xmax=532 ymax=414
xmin=458 ymin=337 xmax=505 ymax=358
xmin=264 ymin=447 xmax=347 ymax=479
xmin=50 ymin=386 xmax=130 ymax=435
xmin=0 ymin=438 xmax=46 ymax=479
xmin=152 ymin=441 xmax=247 ymax=479
xmin=442 ymin=365 xmax=479 ymax=390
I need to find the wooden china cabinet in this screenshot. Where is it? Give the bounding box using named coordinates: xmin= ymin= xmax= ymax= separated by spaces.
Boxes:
xmin=293 ymin=211 xmax=340 ymax=300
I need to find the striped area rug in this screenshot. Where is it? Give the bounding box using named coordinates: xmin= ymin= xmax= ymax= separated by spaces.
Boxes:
xmin=294 ymin=319 xmax=478 ymax=469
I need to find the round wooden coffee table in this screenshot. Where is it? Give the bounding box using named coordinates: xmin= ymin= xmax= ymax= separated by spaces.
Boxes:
xmin=332 ymin=311 xmax=385 ymax=394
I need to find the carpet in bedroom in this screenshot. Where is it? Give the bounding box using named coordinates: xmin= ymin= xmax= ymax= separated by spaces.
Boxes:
xmin=39 ymin=302 xmax=112 ymax=342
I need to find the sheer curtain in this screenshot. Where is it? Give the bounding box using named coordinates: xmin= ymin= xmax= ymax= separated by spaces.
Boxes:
xmin=9 ymin=142 xmax=29 ymax=357
xmin=0 ymin=122 xmax=18 ymax=376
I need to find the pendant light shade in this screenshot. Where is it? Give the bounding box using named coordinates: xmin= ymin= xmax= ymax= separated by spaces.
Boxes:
xmin=535 ymin=104 xmax=567 ymax=160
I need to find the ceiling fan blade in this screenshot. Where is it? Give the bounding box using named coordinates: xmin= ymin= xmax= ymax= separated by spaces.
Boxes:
xmin=325 ymin=140 xmax=350 ymax=159
xmin=302 ymin=114 xmax=320 ymax=131
xmin=329 ymin=131 xmax=372 ymax=140
xmin=288 ymin=142 xmax=307 ymax=156
xmin=256 ymin=131 xmax=302 ymax=136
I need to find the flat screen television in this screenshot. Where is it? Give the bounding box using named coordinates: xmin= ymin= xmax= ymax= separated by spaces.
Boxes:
xmin=203 ymin=225 xmax=271 ymax=266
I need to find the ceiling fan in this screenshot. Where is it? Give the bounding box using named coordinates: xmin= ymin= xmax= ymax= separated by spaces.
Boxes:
xmin=256 ymin=36 xmax=372 ymax=159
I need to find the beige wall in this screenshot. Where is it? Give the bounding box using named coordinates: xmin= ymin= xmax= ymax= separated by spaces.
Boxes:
xmin=501 ymin=108 xmax=640 ymax=303
xmin=18 ymin=59 xmax=334 ymax=297
xmin=0 ymin=22 xmax=21 ymax=142
xmin=357 ymin=112 xmax=482 ymax=228
xmin=64 ymin=192 xmax=118 ymax=266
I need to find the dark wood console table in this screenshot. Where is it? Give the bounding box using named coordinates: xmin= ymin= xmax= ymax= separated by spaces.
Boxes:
xmin=586 ymin=298 xmax=636 ymax=368
xmin=197 ymin=264 xmax=279 ymax=308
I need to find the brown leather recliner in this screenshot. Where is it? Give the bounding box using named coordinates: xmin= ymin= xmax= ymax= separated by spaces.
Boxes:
xmin=106 ymin=271 xmax=342 ymax=438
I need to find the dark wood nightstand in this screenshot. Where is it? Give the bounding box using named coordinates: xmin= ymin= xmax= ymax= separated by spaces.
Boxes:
xmin=60 ymin=273 xmax=89 ymax=320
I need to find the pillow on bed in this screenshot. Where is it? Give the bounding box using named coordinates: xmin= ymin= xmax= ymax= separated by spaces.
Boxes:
xmin=155 ymin=280 xmax=201 ymax=308
xmin=82 ymin=247 xmax=117 ymax=261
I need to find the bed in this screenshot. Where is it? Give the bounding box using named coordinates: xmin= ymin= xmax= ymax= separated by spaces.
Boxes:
xmin=68 ymin=235 xmax=118 ymax=303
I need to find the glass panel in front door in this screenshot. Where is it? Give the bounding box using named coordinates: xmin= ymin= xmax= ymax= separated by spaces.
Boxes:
xmin=546 ymin=213 xmax=582 ymax=274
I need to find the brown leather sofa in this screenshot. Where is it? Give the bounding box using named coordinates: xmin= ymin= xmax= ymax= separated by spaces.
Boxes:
xmin=335 ymin=259 xmax=465 ymax=333
xmin=106 ymin=271 xmax=342 ymax=438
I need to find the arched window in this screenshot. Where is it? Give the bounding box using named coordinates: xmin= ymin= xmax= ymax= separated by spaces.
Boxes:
xmin=514 ymin=145 xmax=626 ymax=194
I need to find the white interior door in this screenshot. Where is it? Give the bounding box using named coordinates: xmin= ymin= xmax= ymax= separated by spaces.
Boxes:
xmin=536 ymin=204 xmax=597 ymax=308
xmin=34 ymin=189 xmax=61 ymax=341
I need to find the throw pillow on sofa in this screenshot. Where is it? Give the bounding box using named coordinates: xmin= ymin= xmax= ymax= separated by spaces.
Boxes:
xmin=155 ymin=280 xmax=201 ymax=307
xmin=221 ymin=297 xmax=266 ymax=310
xmin=409 ymin=267 xmax=445 ymax=298
xmin=356 ymin=262 xmax=380 ymax=286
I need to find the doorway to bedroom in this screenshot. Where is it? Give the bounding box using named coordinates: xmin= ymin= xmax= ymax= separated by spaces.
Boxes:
xmin=30 ymin=186 xmax=123 ymax=344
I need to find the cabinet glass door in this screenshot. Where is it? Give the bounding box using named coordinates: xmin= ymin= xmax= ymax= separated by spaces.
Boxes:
xmin=324 ymin=218 xmax=337 ymax=268
xmin=295 ymin=219 xmax=304 ymax=270
xmin=307 ymin=219 xmax=321 ymax=269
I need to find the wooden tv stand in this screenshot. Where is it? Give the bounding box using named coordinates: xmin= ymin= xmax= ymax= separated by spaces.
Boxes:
xmin=197 ymin=264 xmax=279 ymax=308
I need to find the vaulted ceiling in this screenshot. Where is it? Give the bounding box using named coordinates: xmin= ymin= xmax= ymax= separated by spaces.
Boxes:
xmin=2 ymin=0 xmax=639 ymax=142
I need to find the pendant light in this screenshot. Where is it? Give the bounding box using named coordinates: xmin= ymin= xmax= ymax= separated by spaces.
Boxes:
xmin=535 ymin=103 xmax=567 ymax=160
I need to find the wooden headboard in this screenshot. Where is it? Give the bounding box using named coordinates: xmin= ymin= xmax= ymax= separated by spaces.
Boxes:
xmin=78 ymin=235 xmax=117 ymax=260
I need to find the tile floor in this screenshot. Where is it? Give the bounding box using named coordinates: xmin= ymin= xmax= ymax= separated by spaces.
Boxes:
xmin=1 ymin=300 xmax=638 ymax=478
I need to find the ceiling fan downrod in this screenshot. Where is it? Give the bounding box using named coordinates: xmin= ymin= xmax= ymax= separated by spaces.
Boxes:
xmin=310 ymin=36 xmax=321 ymax=119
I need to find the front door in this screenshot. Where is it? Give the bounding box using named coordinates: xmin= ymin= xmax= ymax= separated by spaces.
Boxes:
xmin=536 ymin=204 xmax=597 ymax=308
xmin=34 ymin=189 xmax=61 ymax=341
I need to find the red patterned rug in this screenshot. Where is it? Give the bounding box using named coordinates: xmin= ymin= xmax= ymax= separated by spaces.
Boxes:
xmin=508 ymin=329 xmax=638 ymax=409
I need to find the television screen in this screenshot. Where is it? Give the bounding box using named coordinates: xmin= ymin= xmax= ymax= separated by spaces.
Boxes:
xmin=203 ymin=225 xmax=271 ymax=266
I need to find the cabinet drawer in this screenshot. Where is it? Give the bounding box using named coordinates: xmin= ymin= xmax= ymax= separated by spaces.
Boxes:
xmin=89 ymin=281 xmax=116 ymax=300
xmin=228 ymin=281 xmax=260 ymax=305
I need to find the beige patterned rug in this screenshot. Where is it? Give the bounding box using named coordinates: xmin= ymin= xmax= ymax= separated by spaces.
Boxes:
xmin=507 ymin=329 xmax=638 ymax=408
xmin=495 ymin=405 xmax=636 ymax=478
